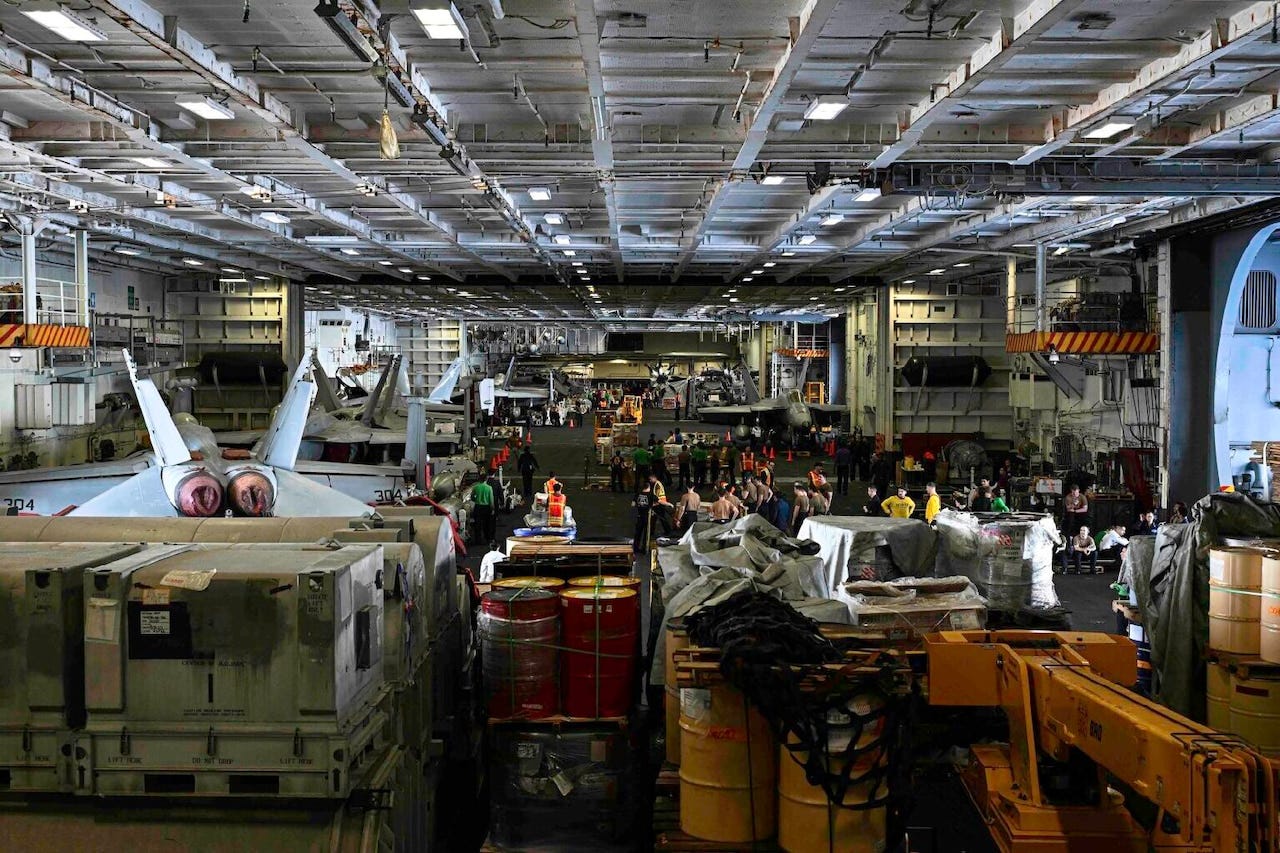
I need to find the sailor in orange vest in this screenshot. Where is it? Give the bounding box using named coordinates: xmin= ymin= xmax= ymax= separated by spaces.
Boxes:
xmin=807 ymin=461 xmax=833 ymax=501
xmin=543 ymin=471 xmax=560 ymax=496
xmin=547 ymin=483 xmax=567 ymax=527
xmin=739 ymin=449 xmax=755 ymax=486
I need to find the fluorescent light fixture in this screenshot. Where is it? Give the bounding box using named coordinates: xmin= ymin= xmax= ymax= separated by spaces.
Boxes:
xmin=544 ymin=213 xmax=564 ymax=225
xmin=834 ymin=287 xmax=846 ymax=292
xmin=562 ymin=250 xmax=576 ymax=257
xmin=21 ymin=4 xmax=107 ymax=42
xmin=417 ymin=274 xmax=432 ymax=280
xmin=798 ymin=234 xmax=817 ymax=245
xmin=528 ymin=187 xmax=552 ymax=201
xmin=901 ymin=279 xmax=916 ymax=284
xmin=240 ymin=185 xmax=271 ymax=202
xmin=411 ymin=3 xmax=468 ymax=40
xmin=176 ymin=96 xmax=234 ymax=121
xmin=572 ymin=261 xmax=584 ymax=267
xmin=132 ymin=157 xmax=168 ymax=168
xmin=182 ymin=258 xmax=204 ymax=266
xmin=378 ymin=260 xmax=394 ymax=266
xmin=761 ymin=175 xmax=786 ymax=186
xmin=854 ymin=187 xmax=881 ymax=203
xmin=742 ymin=277 xmax=754 ymax=282
xmin=820 ymin=214 xmax=844 ymax=227
xmin=1083 ymin=121 xmax=1134 ymax=139
xmin=113 ymin=245 xmax=141 ymax=256
xmin=729 ymin=297 xmax=740 ymax=303
xmin=926 ymin=268 xmax=946 ymax=275
xmin=1053 ymin=246 xmax=1070 ymax=256
xmin=220 ymin=267 xmax=240 ymax=274
xmin=953 ymin=262 xmax=970 ymax=268
xmin=809 ymin=296 xmax=819 ymax=301
xmin=782 ymin=250 xmax=797 ymax=257
xmin=254 ymin=274 xmax=271 ymax=281
xmin=553 ymin=235 xmax=571 ymax=245
xmin=751 ymin=269 xmax=764 ymax=275
xmin=804 ymin=97 xmax=848 ymax=121
xmin=339 ymin=247 xmax=361 ymax=256
xmin=1070 ymin=195 xmax=1097 ymax=203
xmin=260 ymin=211 xmax=290 ymax=224
xmin=763 ymin=262 xmax=776 ymax=268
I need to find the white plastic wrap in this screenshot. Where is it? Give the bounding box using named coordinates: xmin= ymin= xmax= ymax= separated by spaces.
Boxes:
xmin=934 ymin=510 xmax=1061 ymax=610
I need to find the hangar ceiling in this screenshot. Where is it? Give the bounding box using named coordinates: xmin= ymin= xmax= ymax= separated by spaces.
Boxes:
xmin=1 ymin=0 xmax=1280 ymax=322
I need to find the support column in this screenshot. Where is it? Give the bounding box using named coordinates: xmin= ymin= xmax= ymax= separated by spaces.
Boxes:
xmin=752 ymin=324 xmax=762 ymax=397
xmin=1005 ymin=256 xmax=1017 ymax=331
xmin=74 ymin=230 xmax=89 ymax=326
xmin=845 ymin=302 xmax=857 ymax=427
xmin=876 ymin=288 xmax=893 ymax=445
xmin=1157 ymin=241 xmax=1172 ymax=508
xmin=1035 ymin=243 xmax=1048 ymax=332
xmin=19 ymin=221 xmax=40 ymax=325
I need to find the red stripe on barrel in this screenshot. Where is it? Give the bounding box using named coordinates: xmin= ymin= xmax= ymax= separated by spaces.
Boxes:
xmin=560 ymin=587 xmax=638 ymax=718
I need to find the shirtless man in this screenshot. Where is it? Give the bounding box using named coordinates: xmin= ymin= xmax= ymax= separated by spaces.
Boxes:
xmin=724 ymin=483 xmax=747 ymax=517
xmin=791 ymin=482 xmax=811 ymax=534
xmin=809 ymin=484 xmax=830 ymax=516
xmin=674 ymin=483 xmax=702 ymax=533
xmin=708 ymin=488 xmax=738 ymax=522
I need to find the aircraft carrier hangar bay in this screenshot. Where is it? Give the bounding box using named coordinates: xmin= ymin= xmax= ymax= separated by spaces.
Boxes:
xmin=0 ymin=1 xmax=1279 ymax=852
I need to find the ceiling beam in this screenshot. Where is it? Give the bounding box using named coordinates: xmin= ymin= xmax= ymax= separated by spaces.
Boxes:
xmin=870 ymin=0 xmax=1086 ymax=168
xmin=1146 ymin=89 xmax=1280 ymax=160
xmin=774 ymin=197 xmax=931 ymax=283
xmin=87 ymin=0 xmax=516 ymax=280
xmin=721 ymin=181 xmax=851 ymax=280
xmin=670 ymin=0 xmax=840 ymax=281
xmin=572 ymin=0 xmax=625 ymax=281
xmin=1014 ymin=1 xmax=1279 ymax=164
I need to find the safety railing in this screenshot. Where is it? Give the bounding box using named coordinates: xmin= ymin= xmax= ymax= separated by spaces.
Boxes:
xmin=0 ymin=279 xmax=89 ymax=327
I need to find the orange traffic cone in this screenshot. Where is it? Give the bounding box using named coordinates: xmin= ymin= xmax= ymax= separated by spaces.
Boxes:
xmin=769 ymin=446 xmax=776 ymax=460
xmin=725 ymin=430 xmax=732 ymax=442
xmin=786 ymin=448 xmax=794 ymax=462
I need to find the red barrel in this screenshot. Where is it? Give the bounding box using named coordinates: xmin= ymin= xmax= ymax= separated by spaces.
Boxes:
xmin=559 ymin=587 xmax=638 ymax=718
xmin=480 ymin=587 xmax=559 ymax=718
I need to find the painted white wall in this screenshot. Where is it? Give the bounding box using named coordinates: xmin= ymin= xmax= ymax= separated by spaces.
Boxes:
xmin=0 ymin=252 xmax=167 ymax=319
xmin=304 ymin=307 xmax=398 ymax=375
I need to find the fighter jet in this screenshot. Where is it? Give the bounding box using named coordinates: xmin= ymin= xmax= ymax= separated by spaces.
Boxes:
xmin=695 ymin=360 xmax=843 ymax=430
xmin=0 ymin=350 xmax=400 ymax=517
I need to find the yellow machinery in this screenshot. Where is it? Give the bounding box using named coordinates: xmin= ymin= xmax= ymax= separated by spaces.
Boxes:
xmin=927 ymin=630 xmax=1278 ymax=852
xmin=618 ymin=394 xmax=642 ymax=424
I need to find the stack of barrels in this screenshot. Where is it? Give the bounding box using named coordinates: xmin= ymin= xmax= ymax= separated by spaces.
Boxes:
xmin=665 ymin=623 xmax=889 ymax=852
xmin=479 ymin=574 xmax=640 ymax=719
xmin=1205 ymin=547 xmax=1280 ymax=756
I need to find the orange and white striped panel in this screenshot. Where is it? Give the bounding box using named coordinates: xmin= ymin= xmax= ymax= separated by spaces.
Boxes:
xmin=1005 ymin=331 xmax=1159 ymax=355
xmin=0 ymin=324 xmax=92 ymax=349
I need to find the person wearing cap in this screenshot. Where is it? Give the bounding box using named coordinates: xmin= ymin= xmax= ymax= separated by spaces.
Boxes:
xmin=807 ymin=461 xmax=833 ymax=502
xmin=881 ymin=486 xmax=916 ymax=519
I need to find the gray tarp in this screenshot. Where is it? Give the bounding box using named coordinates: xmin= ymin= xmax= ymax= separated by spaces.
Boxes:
xmin=649 ymin=515 xmax=845 ymax=686
xmin=796 ymin=515 xmax=939 ymax=592
xmin=1132 ymin=492 xmax=1280 ymax=720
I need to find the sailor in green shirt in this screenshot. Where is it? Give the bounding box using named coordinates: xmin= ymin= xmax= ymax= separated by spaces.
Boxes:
xmin=470 ymin=473 xmax=496 ymax=547
xmin=632 ymin=445 xmax=651 ymax=489
xmin=690 ymin=444 xmax=709 ymax=489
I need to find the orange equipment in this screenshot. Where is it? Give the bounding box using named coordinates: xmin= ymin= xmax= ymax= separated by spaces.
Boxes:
xmin=926 ymin=630 xmax=1277 ymax=852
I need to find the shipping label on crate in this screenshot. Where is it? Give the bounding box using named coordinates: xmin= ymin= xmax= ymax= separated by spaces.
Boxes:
xmin=138 ymin=610 xmax=170 ymax=636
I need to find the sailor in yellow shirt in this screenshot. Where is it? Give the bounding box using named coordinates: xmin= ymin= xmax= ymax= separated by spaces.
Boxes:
xmin=924 ymin=481 xmax=941 ymax=523
xmin=881 ymin=486 xmax=916 ymax=519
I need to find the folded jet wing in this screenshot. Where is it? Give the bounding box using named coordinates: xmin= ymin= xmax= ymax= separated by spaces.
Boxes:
xmin=0 ymin=350 xmax=390 ymax=517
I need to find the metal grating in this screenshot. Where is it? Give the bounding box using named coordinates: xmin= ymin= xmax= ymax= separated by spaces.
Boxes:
xmin=1239 ymin=270 xmax=1277 ymax=330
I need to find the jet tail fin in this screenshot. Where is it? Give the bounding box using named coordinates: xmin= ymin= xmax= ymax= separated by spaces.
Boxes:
xmin=427 ymin=355 xmax=466 ymax=403
xmin=360 ymin=356 xmax=396 ymax=426
xmin=123 ymin=349 xmax=191 ymax=467
xmin=310 ymin=351 xmax=341 ymax=413
xmin=258 ymin=358 xmax=316 ymax=471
